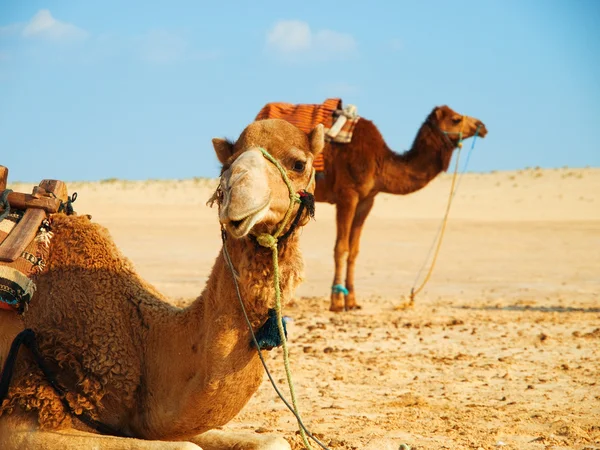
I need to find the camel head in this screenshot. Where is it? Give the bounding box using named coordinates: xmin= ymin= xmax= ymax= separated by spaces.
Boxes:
xmin=211 ymin=119 xmax=324 ymax=239
xmin=430 ymin=105 xmax=488 ymax=144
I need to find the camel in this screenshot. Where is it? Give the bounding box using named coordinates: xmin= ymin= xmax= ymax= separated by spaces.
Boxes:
xmin=0 ymin=118 xmax=324 ymax=450
xmin=313 ymin=105 xmax=487 ymax=311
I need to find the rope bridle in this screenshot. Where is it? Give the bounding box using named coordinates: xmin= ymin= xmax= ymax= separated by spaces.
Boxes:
xmin=409 ymin=116 xmax=481 ymax=304
xmin=426 ymin=114 xmax=467 ymax=149
xmin=219 ymin=147 xmax=329 ymax=450
xmin=0 ymin=150 xmax=326 ymax=445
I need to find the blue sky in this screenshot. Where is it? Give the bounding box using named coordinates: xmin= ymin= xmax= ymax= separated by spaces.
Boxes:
xmin=1 ymin=1 xmax=599 ymax=182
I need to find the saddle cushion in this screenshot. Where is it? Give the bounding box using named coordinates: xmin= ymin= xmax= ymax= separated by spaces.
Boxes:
xmin=255 ymin=98 xmax=361 ymax=172
xmin=0 ymin=211 xmax=50 ymax=312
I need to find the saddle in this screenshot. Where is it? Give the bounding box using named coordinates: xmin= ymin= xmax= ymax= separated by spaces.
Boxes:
xmin=255 ymin=98 xmax=360 ymax=172
xmin=0 ymin=165 xmax=72 ymax=313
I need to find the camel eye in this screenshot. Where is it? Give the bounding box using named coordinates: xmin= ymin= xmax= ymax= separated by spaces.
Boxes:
xmin=292 ymin=160 xmax=306 ymax=173
xmin=452 ymin=116 xmax=462 ymax=124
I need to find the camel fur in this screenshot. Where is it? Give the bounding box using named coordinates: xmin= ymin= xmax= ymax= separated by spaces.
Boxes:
xmin=313 ymin=105 xmax=488 ymax=311
xmin=0 ymin=118 xmax=324 ymax=450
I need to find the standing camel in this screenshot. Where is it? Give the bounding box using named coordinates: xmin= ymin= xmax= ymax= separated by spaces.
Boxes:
xmin=314 ymin=105 xmax=487 ymax=311
xmin=0 ymin=119 xmax=324 ymax=449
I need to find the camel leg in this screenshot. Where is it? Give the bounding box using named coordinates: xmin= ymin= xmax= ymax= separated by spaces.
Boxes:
xmin=345 ymin=196 xmax=375 ymax=310
xmin=0 ymin=422 xmax=202 ymax=450
xmin=189 ymin=429 xmax=291 ymax=450
xmin=330 ymin=193 xmax=359 ymax=312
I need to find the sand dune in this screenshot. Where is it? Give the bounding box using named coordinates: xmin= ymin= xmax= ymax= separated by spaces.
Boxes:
xmin=8 ymin=167 xmax=600 ymax=449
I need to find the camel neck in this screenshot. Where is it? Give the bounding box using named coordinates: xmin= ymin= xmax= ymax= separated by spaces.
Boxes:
xmin=379 ymin=121 xmax=456 ymax=195
xmin=137 ymin=232 xmax=304 ymax=439
xmin=187 ymin=232 xmax=302 ymax=339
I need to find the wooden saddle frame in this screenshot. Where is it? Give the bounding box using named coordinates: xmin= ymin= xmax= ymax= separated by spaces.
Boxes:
xmin=0 ymin=165 xmax=69 ymax=263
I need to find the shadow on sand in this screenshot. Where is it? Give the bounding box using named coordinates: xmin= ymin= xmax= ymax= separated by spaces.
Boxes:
xmin=456 ymin=304 xmax=600 ymax=313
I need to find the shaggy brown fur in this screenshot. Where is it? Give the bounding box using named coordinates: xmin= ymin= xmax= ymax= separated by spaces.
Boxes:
xmin=314 ymin=105 xmax=487 ymax=311
xmin=0 ymin=119 xmax=323 ymax=450
xmin=1 ymin=213 xmax=165 ymax=430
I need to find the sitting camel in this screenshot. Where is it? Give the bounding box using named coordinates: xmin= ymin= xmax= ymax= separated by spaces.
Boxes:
xmin=0 ymin=119 xmax=324 ymax=449
xmin=314 ymin=105 xmax=488 ymax=311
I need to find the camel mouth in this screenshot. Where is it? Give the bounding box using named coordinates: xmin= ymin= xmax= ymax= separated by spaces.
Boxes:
xmin=477 ymin=124 xmax=488 ymax=138
xmin=224 ymin=201 xmax=270 ymax=238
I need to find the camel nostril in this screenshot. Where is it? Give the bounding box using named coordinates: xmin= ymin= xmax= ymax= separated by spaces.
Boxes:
xmin=230 ymin=219 xmax=243 ymax=228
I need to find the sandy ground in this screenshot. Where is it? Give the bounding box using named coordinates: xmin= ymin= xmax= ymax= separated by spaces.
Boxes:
xmin=10 ymin=167 xmax=600 ymax=450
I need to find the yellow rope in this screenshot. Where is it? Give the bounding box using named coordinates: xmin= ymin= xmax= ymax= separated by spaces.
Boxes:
xmin=255 ymin=148 xmax=314 ymax=450
xmin=410 ymin=117 xmax=466 ymax=304
xmin=270 ymin=244 xmax=313 ymax=449
xmin=257 ymin=149 xmax=301 ymax=238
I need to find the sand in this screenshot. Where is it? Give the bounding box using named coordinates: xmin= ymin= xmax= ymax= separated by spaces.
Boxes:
xmin=9 ymin=166 xmax=600 ymax=449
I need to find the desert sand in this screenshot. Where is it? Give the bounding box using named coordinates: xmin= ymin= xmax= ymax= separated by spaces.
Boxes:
xmin=9 ymin=166 xmax=600 ymax=450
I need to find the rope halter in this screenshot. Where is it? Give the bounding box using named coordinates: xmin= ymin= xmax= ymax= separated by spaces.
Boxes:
xmin=219 ymin=145 xmax=320 ymax=450
xmin=438 ymin=115 xmax=480 ymax=149
xmin=253 ymin=147 xmax=315 ymax=248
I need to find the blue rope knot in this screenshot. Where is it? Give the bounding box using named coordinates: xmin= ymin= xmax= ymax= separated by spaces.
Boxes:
xmin=332 ymin=284 xmax=349 ymax=295
xmin=252 ymin=308 xmax=288 ymax=350
xmin=256 ymin=233 xmax=278 ymax=249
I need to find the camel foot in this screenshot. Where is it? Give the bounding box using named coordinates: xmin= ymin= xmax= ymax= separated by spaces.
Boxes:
xmin=344 ymin=292 xmax=361 ymax=311
xmin=345 ymin=303 xmax=362 ymax=311
xmin=329 ymin=302 xmax=345 ymax=312
xmin=190 ymin=429 xmax=291 ymax=450
xmin=329 ymin=292 xmax=345 ymax=312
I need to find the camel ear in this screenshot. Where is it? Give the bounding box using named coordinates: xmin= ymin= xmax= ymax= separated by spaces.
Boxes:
xmin=212 ymin=138 xmax=234 ymax=164
xmin=308 ymin=124 xmax=324 ymax=156
xmin=434 ymin=105 xmax=450 ymax=121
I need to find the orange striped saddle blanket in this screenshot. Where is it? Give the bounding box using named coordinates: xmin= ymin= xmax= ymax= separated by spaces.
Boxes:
xmin=255 ymin=98 xmax=360 ymax=172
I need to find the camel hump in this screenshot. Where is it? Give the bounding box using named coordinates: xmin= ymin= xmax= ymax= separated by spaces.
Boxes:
xmin=255 ymin=99 xmax=360 ymax=145
xmin=255 ymin=98 xmax=341 ymax=134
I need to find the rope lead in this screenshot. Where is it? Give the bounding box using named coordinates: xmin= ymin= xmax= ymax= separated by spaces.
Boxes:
xmin=410 ymin=123 xmax=481 ymax=303
xmin=224 ymin=147 xmax=325 ymax=450
xmin=254 ymin=148 xmax=315 ymax=450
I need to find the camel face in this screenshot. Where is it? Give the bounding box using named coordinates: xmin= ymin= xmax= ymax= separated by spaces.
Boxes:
xmin=433 ymin=105 xmax=488 ymax=141
xmin=212 ymin=119 xmax=324 ymax=238
xmin=217 ymin=149 xmax=272 ymax=238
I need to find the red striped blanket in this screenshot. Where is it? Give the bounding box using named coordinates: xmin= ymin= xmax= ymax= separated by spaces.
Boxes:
xmin=255 ymin=98 xmax=360 ymax=172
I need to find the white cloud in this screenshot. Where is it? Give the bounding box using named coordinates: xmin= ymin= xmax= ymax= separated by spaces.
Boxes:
xmin=266 ymin=20 xmax=356 ymax=63
xmin=0 ymin=13 xmax=217 ymax=65
xmin=21 ymin=10 xmax=88 ymax=41
xmin=267 ymin=20 xmax=311 ymax=53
